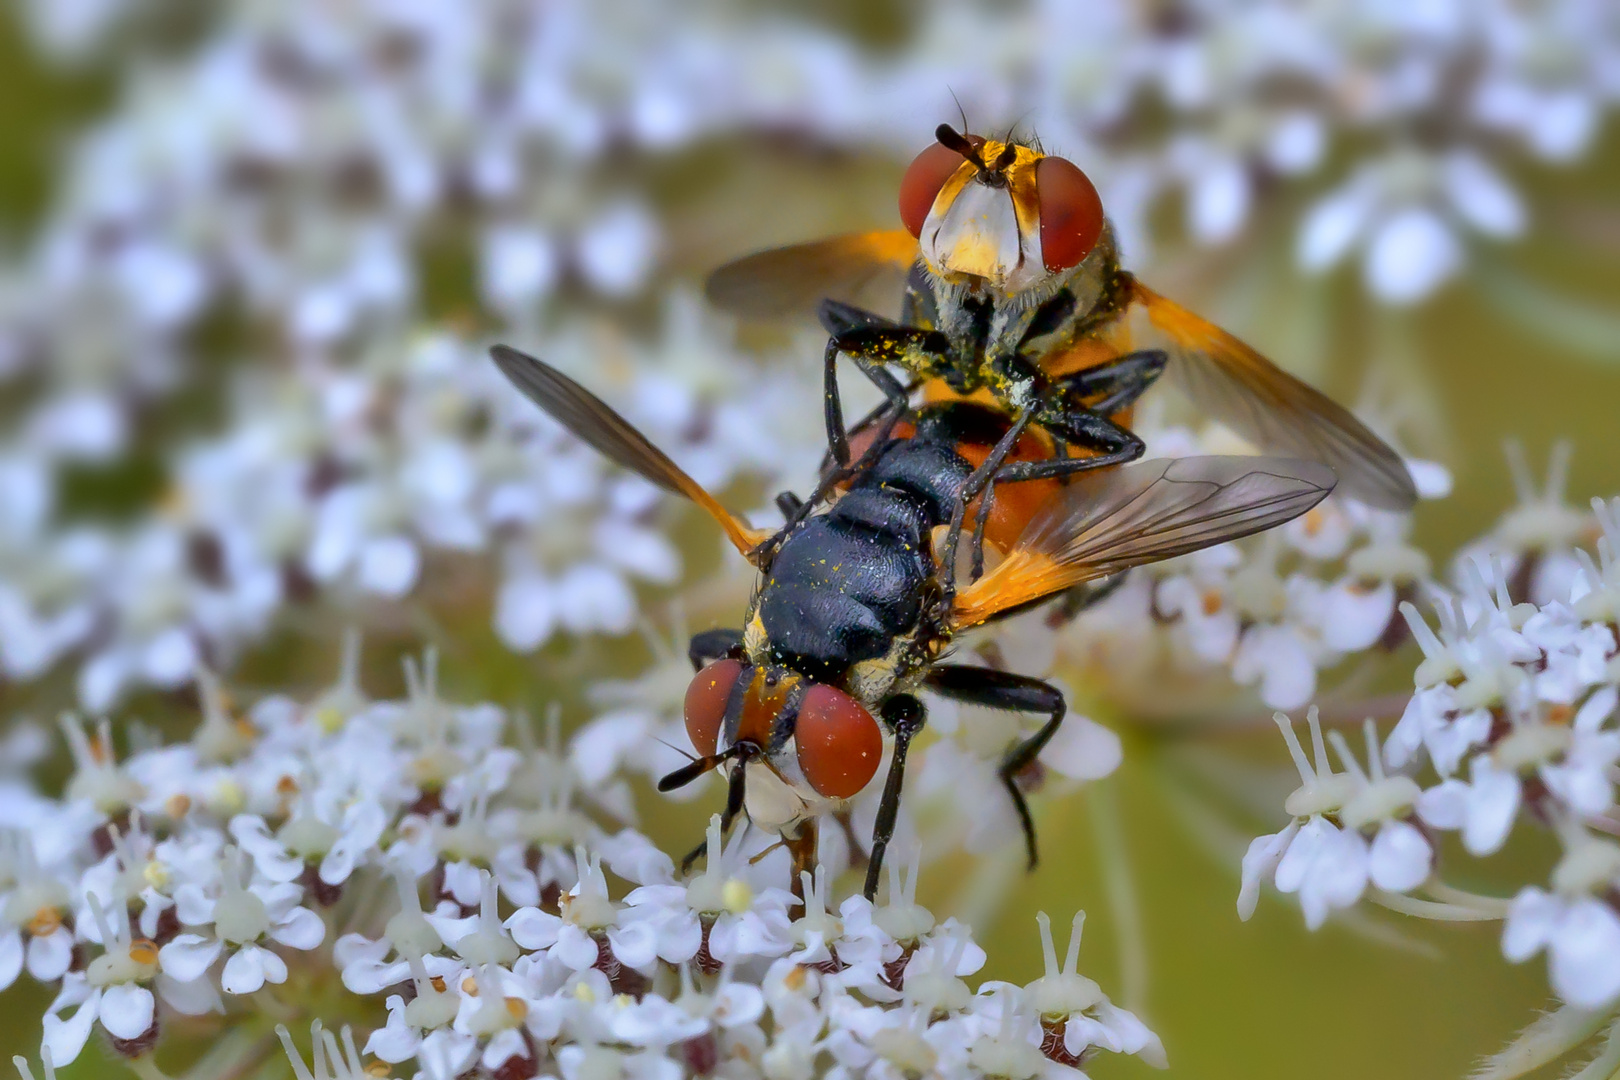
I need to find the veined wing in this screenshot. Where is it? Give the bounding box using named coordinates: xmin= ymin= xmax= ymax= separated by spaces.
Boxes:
xmin=1127 ymin=277 xmax=1416 ymax=510
xmin=705 ymin=230 xmax=918 ymax=322
xmin=951 ymin=455 xmax=1336 ymax=628
xmin=490 ymin=345 xmax=772 ymax=563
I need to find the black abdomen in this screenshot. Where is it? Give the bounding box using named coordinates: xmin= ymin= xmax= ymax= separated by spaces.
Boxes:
xmin=757 ymin=423 xmax=975 ymax=682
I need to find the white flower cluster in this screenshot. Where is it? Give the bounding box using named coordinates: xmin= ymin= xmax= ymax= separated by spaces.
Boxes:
xmin=0 ymin=297 xmax=822 ymax=711
xmin=991 ymin=422 xmax=1450 ymax=718
xmin=1238 ymin=489 xmax=1620 ymax=1068
xmin=1 ymin=0 xmax=1612 ymax=707
xmin=0 ymin=643 xmax=1162 ymax=1080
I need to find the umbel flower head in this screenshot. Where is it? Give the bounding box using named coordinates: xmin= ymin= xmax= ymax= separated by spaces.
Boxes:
xmin=0 ymin=641 xmax=1163 ymax=1080
xmin=1239 ymin=492 xmax=1620 ymax=1078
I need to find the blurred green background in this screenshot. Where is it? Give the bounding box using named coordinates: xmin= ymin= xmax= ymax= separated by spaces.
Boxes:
xmin=3 ymin=3 xmax=1620 ymax=1078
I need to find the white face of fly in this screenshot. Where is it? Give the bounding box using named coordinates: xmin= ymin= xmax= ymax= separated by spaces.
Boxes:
xmin=918 ymin=177 xmax=1046 ymax=294
xmin=741 ymin=758 xmax=810 ymax=832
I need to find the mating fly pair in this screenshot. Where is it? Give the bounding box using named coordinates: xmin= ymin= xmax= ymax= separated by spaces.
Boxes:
xmin=492 ymin=345 xmax=1336 ymax=899
xmin=490 ymin=122 xmax=1417 ymax=899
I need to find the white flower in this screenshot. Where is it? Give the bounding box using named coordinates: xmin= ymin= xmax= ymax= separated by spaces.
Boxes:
xmin=1024 ymin=911 xmax=1166 ymax=1068
xmin=1503 ymin=828 xmax=1620 ymax=1009
xmin=42 ymin=891 xmax=219 ymax=1066
xmin=230 ymin=794 xmax=388 ymax=891
xmin=506 ymin=847 xmax=656 ymax=980
xmin=622 ymin=815 xmax=793 ymax=968
xmin=158 ymin=848 xmax=325 ymax=994
xmin=1239 ymin=709 xmax=1361 ymax=927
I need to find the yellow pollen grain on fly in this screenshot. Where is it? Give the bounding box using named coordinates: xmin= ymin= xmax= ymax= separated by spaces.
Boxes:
xmin=505 ymin=997 xmax=528 ymax=1020
xmin=1200 ymin=590 xmax=1223 ymax=617
xmin=129 ymin=939 xmax=159 ymax=965
xmin=164 ymin=793 xmax=192 ymax=820
xmin=461 ymin=975 xmax=479 ymax=995
xmin=26 ymin=907 xmax=62 ymax=937
xmin=428 ymin=975 xmax=447 ymax=993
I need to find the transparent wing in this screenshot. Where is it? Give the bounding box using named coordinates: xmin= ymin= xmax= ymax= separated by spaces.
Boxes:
xmin=1127 ymin=277 xmax=1416 ymax=510
xmin=704 ymin=230 xmax=918 ymax=322
xmin=490 ymin=345 xmax=771 ymax=561
xmin=951 ymin=455 xmax=1337 ymax=628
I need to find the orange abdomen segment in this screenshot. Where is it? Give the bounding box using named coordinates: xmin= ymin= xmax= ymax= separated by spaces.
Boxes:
xmin=954 ymin=429 xmax=1063 ymax=553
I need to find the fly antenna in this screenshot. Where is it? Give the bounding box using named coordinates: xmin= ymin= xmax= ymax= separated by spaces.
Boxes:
xmin=948 ymin=87 xmax=970 ymax=137
xmin=657 ymin=741 xmax=754 ymax=792
xmin=935 ymin=123 xmax=986 ymax=170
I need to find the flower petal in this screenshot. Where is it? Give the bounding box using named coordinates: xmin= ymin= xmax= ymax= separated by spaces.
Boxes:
xmin=1368 ymin=821 xmax=1431 ymax=893
xmin=159 ymin=934 xmax=224 ymax=983
xmin=269 ymin=906 xmax=326 ymax=951
xmin=1549 ymin=899 xmax=1620 ymax=1009
xmin=26 ymin=927 xmax=73 ymax=982
xmin=41 ymin=987 xmax=98 ymax=1066
xmin=98 ymin=983 xmax=155 ymax=1040
xmin=221 ymin=945 xmax=269 ymax=994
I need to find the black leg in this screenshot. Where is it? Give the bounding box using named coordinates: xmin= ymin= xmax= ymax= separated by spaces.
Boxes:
xmin=864 ymin=695 xmax=927 ymax=900
xmin=688 ymin=628 xmax=744 ymax=671
xmin=1045 ymin=573 xmax=1130 ymax=627
xmin=939 ymin=402 xmax=1040 ymax=597
xmin=679 ymin=835 xmax=709 ymax=875
xmin=1016 ymin=289 xmax=1078 ymax=348
xmin=823 ymin=332 xmax=915 ymax=468
xmin=1047 ymin=349 xmax=1168 ymax=414
xmin=818 ymin=298 xmax=898 ymax=336
xmin=823 ymin=337 xmax=853 ymax=468
xmin=923 ymin=665 xmax=1066 ymax=870
xmin=774 ymin=491 xmax=804 ymax=520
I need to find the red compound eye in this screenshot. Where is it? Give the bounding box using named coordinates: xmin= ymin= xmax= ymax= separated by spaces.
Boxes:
xmin=899 ymin=140 xmax=975 ymax=237
xmin=795 ymin=685 xmax=882 ymax=799
xmin=684 ymin=659 xmax=743 ymax=756
xmin=1035 ymin=156 xmax=1105 ymax=272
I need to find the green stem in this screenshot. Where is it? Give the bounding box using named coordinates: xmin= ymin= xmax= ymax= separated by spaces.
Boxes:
xmin=125 ymin=1056 xmax=177 ymax=1080
xmin=1424 ymin=880 xmax=1513 ymax=917
xmin=1086 ymin=779 xmax=1148 ymax=1014
xmin=181 ymin=1024 xmax=275 ymax=1080
xmin=1368 ymin=888 xmax=1503 ymax=921
xmin=250 ymin=987 xmax=300 ymax=1023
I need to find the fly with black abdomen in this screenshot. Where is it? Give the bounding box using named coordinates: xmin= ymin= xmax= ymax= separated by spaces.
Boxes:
xmin=491 ymin=344 xmax=1337 ymax=899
